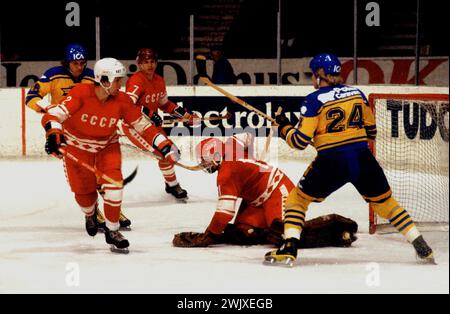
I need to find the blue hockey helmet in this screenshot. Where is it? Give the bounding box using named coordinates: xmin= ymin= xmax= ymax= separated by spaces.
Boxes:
xmin=309 ymin=53 xmax=341 ymax=76
xmin=64 ymin=43 xmax=87 ymax=62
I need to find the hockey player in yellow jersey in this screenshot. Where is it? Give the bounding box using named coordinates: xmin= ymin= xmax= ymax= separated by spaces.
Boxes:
xmin=265 ymin=53 xmax=435 ymax=266
xmin=26 ymin=44 xmax=96 ymax=113
xmin=25 ymin=43 xmax=131 ymax=231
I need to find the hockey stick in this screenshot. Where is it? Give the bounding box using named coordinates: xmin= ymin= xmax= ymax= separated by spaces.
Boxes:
xmin=200 ymin=76 xmax=282 ymax=160
xmin=164 ymin=111 xmax=232 ymax=124
xmin=59 ymin=147 xmax=123 ymax=188
xmin=117 ymin=120 xmax=203 ymax=171
xmin=96 ymin=166 xmax=138 ymax=197
xmin=120 ymin=141 xmax=203 ymax=171
xmin=199 ymin=77 xmax=278 ymax=125
xmin=123 ymin=166 xmax=138 ymax=186
xmin=259 ymin=107 xmax=282 ymax=161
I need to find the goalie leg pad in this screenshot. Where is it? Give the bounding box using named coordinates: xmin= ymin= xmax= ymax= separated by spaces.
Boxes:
xmin=300 ymin=214 xmax=358 ymax=248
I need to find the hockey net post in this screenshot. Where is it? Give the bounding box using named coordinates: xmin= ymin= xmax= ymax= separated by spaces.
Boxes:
xmin=369 ymin=93 xmax=449 ymax=234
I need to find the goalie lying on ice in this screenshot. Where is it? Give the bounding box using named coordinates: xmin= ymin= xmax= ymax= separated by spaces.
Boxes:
xmin=172 ymin=133 xmax=357 ymax=248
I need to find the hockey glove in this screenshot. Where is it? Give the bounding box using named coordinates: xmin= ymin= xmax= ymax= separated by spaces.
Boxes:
xmin=275 ymin=112 xmax=294 ymax=141
xmin=142 ymin=107 xmax=163 ymax=127
xmin=172 ymin=231 xmax=223 ymax=247
xmin=173 ymin=106 xmax=188 ymax=118
xmin=27 ymin=101 xmax=47 ymax=113
xmin=45 ymin=130 xmax=66 ymax=158
xmin=150 ymin=112 xmax=163 ymax=127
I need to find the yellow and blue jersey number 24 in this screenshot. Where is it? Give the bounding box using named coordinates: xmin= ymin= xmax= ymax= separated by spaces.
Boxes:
xmin=325 ymin=103 xmax=364 ymax=133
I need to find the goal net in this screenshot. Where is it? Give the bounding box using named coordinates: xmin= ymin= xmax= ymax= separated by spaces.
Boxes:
xmin=369 ymin=94 xmax=449 ymax=234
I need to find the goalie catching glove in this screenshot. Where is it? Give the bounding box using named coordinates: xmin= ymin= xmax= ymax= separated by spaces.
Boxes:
xmin=172 ymin=231 xmax=223 ymax=247
xmin=44 ymin=121 xmax=66 ymax=158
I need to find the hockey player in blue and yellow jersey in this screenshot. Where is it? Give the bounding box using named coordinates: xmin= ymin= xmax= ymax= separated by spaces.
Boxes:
xmin=26 ymin=44 xmax=95 ymax=113
xmin=265 ymin=53 xmax=435 ymax=266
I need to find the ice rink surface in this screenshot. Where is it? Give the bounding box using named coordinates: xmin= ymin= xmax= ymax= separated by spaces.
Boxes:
xmin=0 ymin=158 xmax=448 ymax=294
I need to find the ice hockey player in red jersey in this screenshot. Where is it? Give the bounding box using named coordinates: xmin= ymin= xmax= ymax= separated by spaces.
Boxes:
xmin=173 ymin=133 xmax=358 ymax=248
xmin=41 ymin=58 xmax=180 ymax=253
xmin=126 ymin=48 xmax=198 ymax=201
xmin=25 ymin=44 xmax=132 ymax=230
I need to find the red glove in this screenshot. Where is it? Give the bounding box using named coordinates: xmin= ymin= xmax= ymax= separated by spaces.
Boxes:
xmin=43 ymin=121 xmax=66 ymax=159
xmin=45 ymin=130 xmax=66 ymax=158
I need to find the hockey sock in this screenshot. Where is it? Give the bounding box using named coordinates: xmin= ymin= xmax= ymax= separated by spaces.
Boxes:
xmin=102 ymin=183 xmax=122 ymax=231
xmin=158 ymin=160 xmax=178 ymax=187
xmin=75 ymin=192 xmax=98 ymax=216
xmin=284 ymin=187 xmax=311 ymax=239
xmin=388 ymin=207 xmax=420 ymax=242
xmin=371 ymin=197 xmax=421 ymax=242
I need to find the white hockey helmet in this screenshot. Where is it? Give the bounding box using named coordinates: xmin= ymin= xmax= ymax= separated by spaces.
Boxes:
xmin=94 ymin=58 xmax=127 ymax=84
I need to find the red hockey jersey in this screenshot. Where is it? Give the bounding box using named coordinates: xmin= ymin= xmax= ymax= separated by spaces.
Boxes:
xmin=207 ymin=133 xmax=285 ymax=234
xmin=125 ymin=71 xmax=177 ymax=116
xmin=42 ymin=84 xmax=156 ymax=153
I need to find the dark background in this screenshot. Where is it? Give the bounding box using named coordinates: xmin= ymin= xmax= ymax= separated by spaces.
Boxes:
xmin=1 ymin=0 xmax=447 ymax=61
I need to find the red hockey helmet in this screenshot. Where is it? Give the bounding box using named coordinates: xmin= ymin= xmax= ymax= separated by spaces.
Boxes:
xmin=136 ymin=48 xmax=158 ymax=64
xmin=195 ymin=137 xmax=225 ymax=173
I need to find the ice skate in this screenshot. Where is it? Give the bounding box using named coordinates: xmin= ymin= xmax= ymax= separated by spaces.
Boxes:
xmin=105 ymin=229 xmax=129 ymax=254
xmin=85 ymin=212 xmax=98 ymax=237
xmin=412 ymin=236 xmax=436 ymax=265
xmin=85 ymin=204 xmax=102 ymax=237
xmin=119 ymin=212 xmax=132 ymax=230
xmin=165 ymin=183 xmax=188 ymax=202
xmin=96 ymin=208 xmax=106 ymax=232
xmin=264 ymin=238 xmax=299 ymax=267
